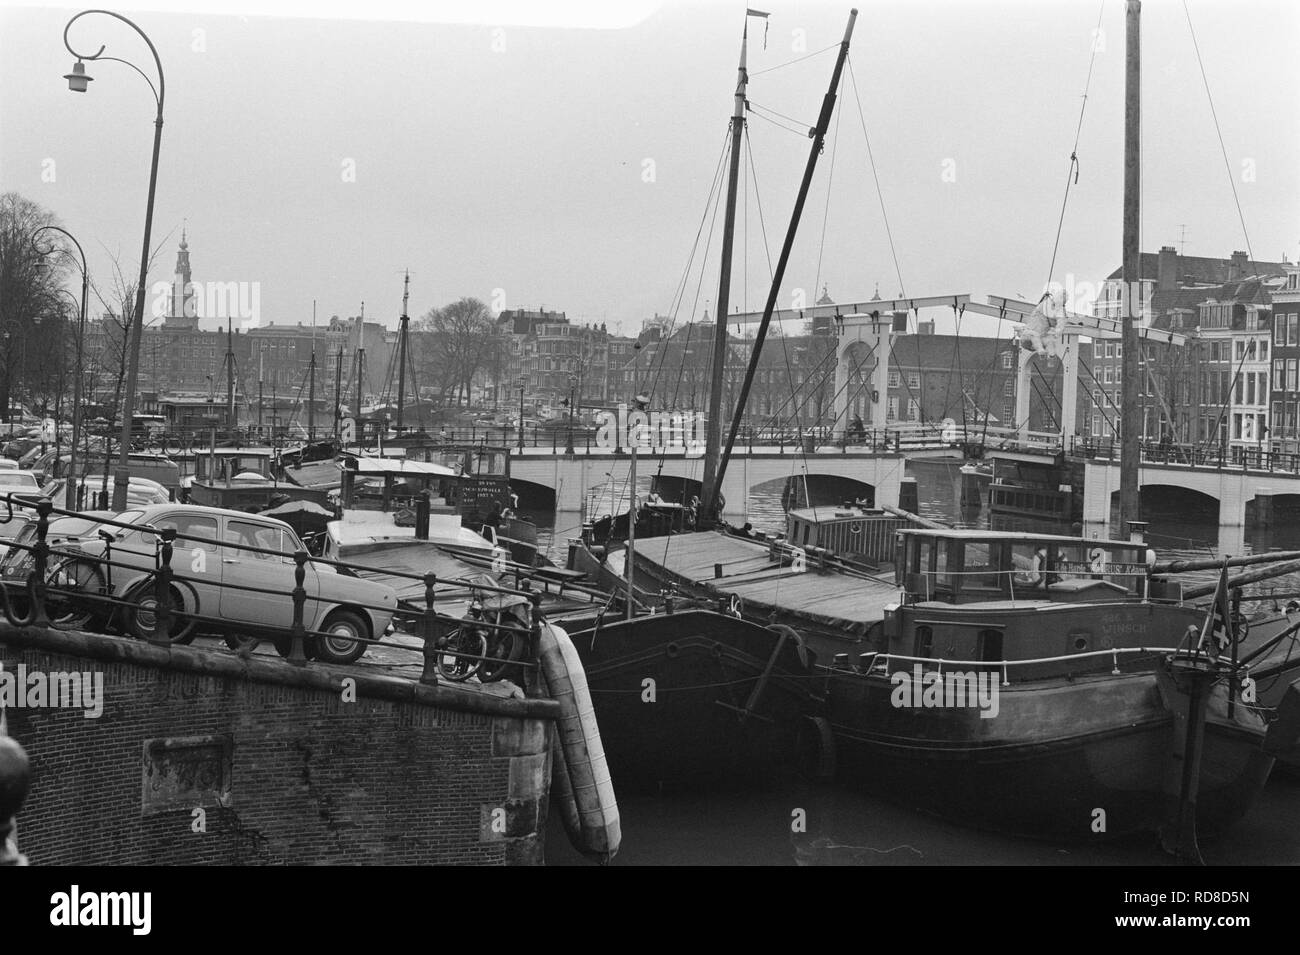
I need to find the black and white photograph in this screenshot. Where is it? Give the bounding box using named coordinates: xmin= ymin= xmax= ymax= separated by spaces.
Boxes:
xmin=0 ymin=0 xmax=1297 ymax=907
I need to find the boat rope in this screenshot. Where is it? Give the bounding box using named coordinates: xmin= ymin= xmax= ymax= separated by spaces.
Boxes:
xmin=745 ymin=105 xmax=809 ymax=139
xmin=1077 ymin=353 xmax=1122 ymax=434
xmin=810 ymin=72 xmax=844 ymax=304
xmin=1181 ymin=0 xmax=1255 ymax=268
xmin=746 ymin=100 xmax=816 ymax=136
xmin=1194 ymin=335 xmax=1259 ymax=459
xmin=748 ymin=42 xmax=839 ymax=77
xmin=741 ymin=124 xmax=817 ymax=486
xmin=846 ymin=58 xmax=906 ymax=300
xmin=1044 ymin=0 xmax=1106 ymax=292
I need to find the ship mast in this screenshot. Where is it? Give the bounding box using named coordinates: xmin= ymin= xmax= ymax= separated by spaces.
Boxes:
xmin=397 ymin=270 xmax=410 ymax=432
xmin=699 ymin=9 xmax=758 ymax=523
xmin=1118 ymin=0 xmax=1142 ymax=532
xmin=709 ymin=9 xmax=858 ymax=516
xmin=308 ymin=300 xmax=317 ymax=441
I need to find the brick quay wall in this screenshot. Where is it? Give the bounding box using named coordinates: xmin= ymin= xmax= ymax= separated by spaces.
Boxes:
xmin=0 ymin=625 xmax=559 ymax=865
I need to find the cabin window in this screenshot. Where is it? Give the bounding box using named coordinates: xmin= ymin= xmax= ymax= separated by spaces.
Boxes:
xmin=962 ymin=540 xmax=1000 ymax=591
xmin=977 ymin=629 xmax=1003 ymax=663
xmin=914 ymin=625 xmax=934 ymax=658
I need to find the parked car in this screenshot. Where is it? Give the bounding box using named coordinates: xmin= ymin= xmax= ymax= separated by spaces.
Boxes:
xmin=42 ymin=476 xmax=170 ymax=509
xmin=0 ymin=470 xmax=44 ymax=540
xmin=3 ymin=503 xmax=398 ymax=663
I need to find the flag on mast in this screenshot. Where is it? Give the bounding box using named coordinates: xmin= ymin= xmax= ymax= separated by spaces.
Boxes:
xmin=1198 ymin=562 xmax=1234 ymax=660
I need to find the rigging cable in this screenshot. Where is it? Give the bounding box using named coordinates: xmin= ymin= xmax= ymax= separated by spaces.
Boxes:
xmin=1182 ymin=0 xmax=1255 ymax=268
xmin=1045 ymin=0 xmax=1106 ymax=291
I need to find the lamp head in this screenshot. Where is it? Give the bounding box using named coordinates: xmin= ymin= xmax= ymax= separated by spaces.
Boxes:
xmin=64 ymin=60 xmax=92 ymax=93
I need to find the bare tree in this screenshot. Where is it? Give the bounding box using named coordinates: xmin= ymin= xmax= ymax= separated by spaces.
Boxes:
xmin=0 ymin=192 xmax=69 ymax=424
xmin=412 ymin=297 xmax=503 ymax=408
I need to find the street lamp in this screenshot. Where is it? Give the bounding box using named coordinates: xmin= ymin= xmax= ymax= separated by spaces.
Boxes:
xmin=565 ymin=372 xmax=577 ymax=454
xmin=516 ymin=376 xmax=527 ymax=452
xmin=64 ymin=9 xmax=166 ymax=512
xmin=32 ymin=226 xmax=89 ymax=510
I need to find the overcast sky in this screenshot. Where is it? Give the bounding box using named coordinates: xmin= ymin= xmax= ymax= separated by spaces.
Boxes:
xmin=2 ymin=0 xmax=1297 ymax=339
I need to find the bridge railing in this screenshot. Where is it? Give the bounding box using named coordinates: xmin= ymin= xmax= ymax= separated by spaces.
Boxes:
xmin=1070 ymin=436 xmax=1300 ymax=475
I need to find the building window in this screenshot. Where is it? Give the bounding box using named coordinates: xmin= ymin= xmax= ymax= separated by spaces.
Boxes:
xmin=907 ymin=374 xmax=920 ymax=390
xmin=1003 ymin=380 xmax=1014 ymax=396
xmin=888 ymin=371 xmax=900 ymax=388
xmin=1261 ymin=340 xmax=1270 ymax=361
xmin=1103 ymin=366 xmax=1113 ymax=384
xmin=1001 ymin=352 xmax=1014 ymax=369
xmin=907 ymin=398 xmax=919 ymax=420
xmin=1291 ymin=316 xmax=1299 ymax=347
xmin=888 ymin=396 xmax=899 ymax=420
xmin=1290 ymin=360 xmax=1299 ymax=393
xmin=1104 ymin=342 xmax=1113 ymax=358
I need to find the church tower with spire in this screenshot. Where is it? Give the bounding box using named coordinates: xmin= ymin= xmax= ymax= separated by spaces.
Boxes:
xmin=167 ymin=229 xmax=198 ymax=328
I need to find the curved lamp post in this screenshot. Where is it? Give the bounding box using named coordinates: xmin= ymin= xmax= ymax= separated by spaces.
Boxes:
xmin=32 ymin=226 xmax=89 ymax=510
xmin=63 ymin=9 xmax=165 ymax=512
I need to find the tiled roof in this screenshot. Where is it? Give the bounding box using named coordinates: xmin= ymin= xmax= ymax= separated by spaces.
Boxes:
xmin=1106 ymin=252 xmax=1287 ymax=283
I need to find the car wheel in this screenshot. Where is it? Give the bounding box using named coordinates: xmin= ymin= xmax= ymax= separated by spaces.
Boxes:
xmin=126 ymin=583 xmax=196 ymax=644
xmin=312 ymin=609 xmax=370 ymax=664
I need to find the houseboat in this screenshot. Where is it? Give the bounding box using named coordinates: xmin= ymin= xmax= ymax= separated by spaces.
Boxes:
xmin=824 ymin=527 xmax=1289 ymax=844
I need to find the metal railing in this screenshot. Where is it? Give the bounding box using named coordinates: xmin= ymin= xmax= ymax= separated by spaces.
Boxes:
xmin=0 ymin=492 xmax=558 ymax=691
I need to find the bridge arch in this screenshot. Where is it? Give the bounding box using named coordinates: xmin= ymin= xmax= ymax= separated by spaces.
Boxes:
xmin=1108 ymin=484 xmax=1220 ymax=526
xmin=753 ymin=474 xmax=877 ymax=511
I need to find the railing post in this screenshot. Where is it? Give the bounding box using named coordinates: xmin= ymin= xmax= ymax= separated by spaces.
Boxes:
xmin=287 ymin=550 xmax=310 ymax=666
xmin=419 ymin=572 xmax=440 ymax=686
xmin=151 ymin=527 xmax=175 ymax=645
xmin=525 ymin=591 xmax=543 ymax=698
xmin=27 ymin=499 xmax=53 ymax=629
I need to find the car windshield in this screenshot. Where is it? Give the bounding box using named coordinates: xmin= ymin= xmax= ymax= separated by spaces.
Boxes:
xmin=47 ymin=516 xmax=109 ymax=538
xmin=0 ymin=473 xmax=39 ymax=491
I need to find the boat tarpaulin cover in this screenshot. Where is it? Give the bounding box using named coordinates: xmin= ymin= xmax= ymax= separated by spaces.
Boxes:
xmin=632 ymin=531 xmax=897 ymax=636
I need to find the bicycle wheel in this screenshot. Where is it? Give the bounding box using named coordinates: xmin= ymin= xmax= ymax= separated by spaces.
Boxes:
xmin=45 ymin=559 xmax=108 ymax=631
xmin=436 ymin=626 xmax=488 ymax=682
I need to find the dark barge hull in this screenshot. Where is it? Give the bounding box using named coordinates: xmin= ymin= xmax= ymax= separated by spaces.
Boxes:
xmin=825 ymin=668 xmax=1273 ymax=841
xmin=563 ymin=609 xmax=827 ymax=792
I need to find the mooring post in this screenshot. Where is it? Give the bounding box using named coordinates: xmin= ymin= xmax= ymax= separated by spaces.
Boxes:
xmin=525 ymin=591 xmax=543 ymax=698
xmin=0 ymin=734 xmax=30 ymax=866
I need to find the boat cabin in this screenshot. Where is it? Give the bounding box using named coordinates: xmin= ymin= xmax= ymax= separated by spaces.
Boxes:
xmin=874 ymin=529 xmax=1200 ymax=681
xmin=340 ymin=456 xmax=460 ymax=512
xmin=191 ymin=447 xmax=278 ymax=485
xmin=894 ymin=529 xmax=1154 ymax=604
xmin=786 ymin=505 xmax=911 ymax=567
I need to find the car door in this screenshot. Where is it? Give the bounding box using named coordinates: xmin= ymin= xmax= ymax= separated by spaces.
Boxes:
xmin=152 ymin=511 xmax=223 ymax=620
xmin=218 ymin=517 xmax=317 ymax=633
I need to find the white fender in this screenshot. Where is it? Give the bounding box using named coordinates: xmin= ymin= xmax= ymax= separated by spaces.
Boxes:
xmin=538 ymin=623 xmax=621 ymax=863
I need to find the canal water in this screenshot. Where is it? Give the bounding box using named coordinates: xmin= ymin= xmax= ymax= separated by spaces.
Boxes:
xmin=530 ymin=459 xmax=1300 ymax=866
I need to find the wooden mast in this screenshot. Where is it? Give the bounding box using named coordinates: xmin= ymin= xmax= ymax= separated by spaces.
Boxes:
xmin=699 ymin=9 xmax=758 ymax=523
xmin=397 ymin=271 xmax=410 ymax=432
xmin=711 ymin=9 xmax=858 ymax=510
xmin=308 ymin=300 xmax=316 ymax=441
xmin=1119 ymin=0 xmax=1142 ymax=531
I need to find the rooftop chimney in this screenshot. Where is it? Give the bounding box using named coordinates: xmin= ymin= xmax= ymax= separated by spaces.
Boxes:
xmin=1229 ymin=250 xmax=1249 ymax=281
xmin=1158 ymin=246 xmax=1178 ymax=291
